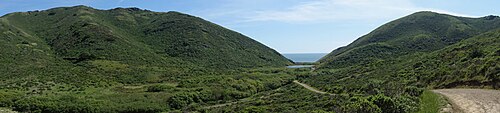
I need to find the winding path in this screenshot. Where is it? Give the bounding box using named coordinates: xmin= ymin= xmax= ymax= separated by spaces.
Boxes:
xmin=202 ymin=99 xmax=250 ymax=109
xmin=202 ymin=80 xmax=334 ymax=109
xmin=293 ymin=80 xmax=335 ymax=95
xmin=432 ymin=89 xmax=500 ymax=113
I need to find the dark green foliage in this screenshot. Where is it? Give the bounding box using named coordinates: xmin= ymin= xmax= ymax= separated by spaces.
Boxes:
xmin=407 ymin=29 xmax=500 ymax=88
xmin=319 ymin=11 xmax=500 ymax=69
xmin=168 ymin=93 xmax=198 ymax=109
xmin=208 ymin=12 xmax=498 ymax=113
xmin=307 ymin=11 xmax=499 ymax=113
xmin=11 ymin=94 xmax=165 ymax=113
xmin=404 ymin=86 xmax=423 ymax=97
xmin=342 ymin=97 xmax=381 ymax=113
xmin=146 ymin=84 xmax=172 ymax=92
xmin=469 ymin=49 xmax=484 ymax=59
xmin=1 ymin=6 xmax=499 ymax=113
xmin=206 ymin=83 xmax=347 ymax=112
xmin=368 ymin=94 xmax=396 ymax=113
xmin=0 ymin=5 xmax=293 ymax=112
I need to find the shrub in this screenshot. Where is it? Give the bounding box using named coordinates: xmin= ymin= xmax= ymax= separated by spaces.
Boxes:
xmin=469 ymin=49 xmax=484 ymax=59
xmin=342 ymin=97 xmax=381 ymax=113
xmin=146 ymin=84 xmax=170 ymax=92
xmin=167 ymin=93 xmax=197 ymax=109
xmin=404 ymin=86 xmax=423 ymax=96
xmin=369 ymin=94 xmax=397 ymax=113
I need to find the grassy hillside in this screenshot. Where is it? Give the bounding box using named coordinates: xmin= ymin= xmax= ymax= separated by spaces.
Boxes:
xmin=208 ymin=13 xmax=500 ymax=113
xmin=319 ymin=11 xmax=500 ymax=69
xmin=407 ymin=29 xmax=500 ymax=89
xmin=290 ymin=12 xmax=500 ymax=113
xmin=2 ymin=5 xmax=291 ymax=69
xmin=0 ymin=5 xmax=293 ymax=84
xmin=0 ymin=6 xmax=294 ymax=112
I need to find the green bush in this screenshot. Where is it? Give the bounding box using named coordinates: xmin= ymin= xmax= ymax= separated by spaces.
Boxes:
xmin=146 ymin=84 xmax=172 ymax=92
xmin=167 ymin=93 xmax=201 ymax=109
xmin=342 ymin=97 xmax=381 ymax=113
xmin=404 ymin=86 xmax=423 ymax=97
xmin=369 ymin=94 xmax=397 ymax=113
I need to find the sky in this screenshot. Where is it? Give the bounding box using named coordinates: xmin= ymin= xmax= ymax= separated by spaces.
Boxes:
xmin=0 ymin=0 xmax=498 ymax=53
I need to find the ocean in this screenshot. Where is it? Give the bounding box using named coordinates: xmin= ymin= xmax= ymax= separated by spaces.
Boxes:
xmin=282 ymin=53 xmax=328 ymax=63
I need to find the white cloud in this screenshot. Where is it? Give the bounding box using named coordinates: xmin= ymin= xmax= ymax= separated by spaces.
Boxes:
xmin=245 ymin=0 xmax=478 ymax=23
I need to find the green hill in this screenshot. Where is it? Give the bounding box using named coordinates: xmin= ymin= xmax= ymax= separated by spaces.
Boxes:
xmin=0 ymin=5 xmax=292 ymax=83
xmin=0 ymin=6 xmax=294 ymax=112
xmin=319 ymin=11 xmax=500 ymax=69
xmin=202 ymin=12 xmax=500 ymax=113
xmin=289 ymin=12 xmax=500 ymax=112
xmin=1 ymin=5 xmax=290 ymax=69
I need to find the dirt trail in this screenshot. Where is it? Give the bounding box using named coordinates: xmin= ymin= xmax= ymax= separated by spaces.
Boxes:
xmin=293 ymin=80 xmax=335 ymax=95
xmin=202 ymin=98 xmax=250 ymax=109
xmin=203 ymin=87 xmax=283 ymax=109
xmin=433 ymin=89 xmax=500 ymax=113
xmin=203 ymin=80 xmax=333 ymax=109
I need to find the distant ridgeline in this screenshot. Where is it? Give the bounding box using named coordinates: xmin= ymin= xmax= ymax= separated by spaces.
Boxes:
xmin=0 ymin=5 xmax=292 ymax=82
xmin=317 ymin=11 xmax=500 ymax=88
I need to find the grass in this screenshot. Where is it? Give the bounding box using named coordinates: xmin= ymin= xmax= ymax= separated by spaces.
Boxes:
xmin=417 ymin=90 xmax=445 ymax=113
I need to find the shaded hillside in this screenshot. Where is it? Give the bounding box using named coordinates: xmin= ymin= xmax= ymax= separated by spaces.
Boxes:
xmin=0 ymin=5 xmax=292 ymax=84
xmin=0 ymin=5 xmax=290 ymax=70
xmin=407 ymin=29 xmax=500 ymax=88
xmin=0 ymin=6 xmax=295 ymax=113
xmin=319 ymin=11 xmax=500 ymax=69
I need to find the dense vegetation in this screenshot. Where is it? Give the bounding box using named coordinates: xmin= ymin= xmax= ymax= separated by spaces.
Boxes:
xmin=208 ymin=12 xmax=499 ymax=113
xmin=319 ymin=11 xmax=500 ymax=69
xmin=0 ymin=5 xmax=294 ymax=112
xmin=297 ymin=12 xmax=500 ymax=112
xmin=1 ymin=5 xmax=498 ymax=113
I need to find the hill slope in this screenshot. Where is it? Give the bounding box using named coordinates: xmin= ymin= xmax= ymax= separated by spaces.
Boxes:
xmin=0 ymin=6 xmax=295 ymax=112
xmin=0 ymin=6 xmax=292 ymax=84
xmin=1 ymin=5 xmax=291 ymax=69
xmin=319 ymin=11 xmax=500 ymax=69
xmin=295 ymin=12 xmax=500 ymax=113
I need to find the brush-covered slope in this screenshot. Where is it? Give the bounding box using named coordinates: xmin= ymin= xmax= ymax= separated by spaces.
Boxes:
xmin=319 ymin=11 xmax=500 ymax=69
xmin=294 ymin=12 xmax=500 ymax=113
xmin=407 ymin=29 xmax=500 ymax=88
xmin=0 ymin=5 xmax=291 ymax=79
xmin=207 ymin=18 xmax=500 ymax=112
xmin=1 ymin=5 xmax=290 ymax=68
xmin=0 ymin=6 xmax=294 ymax=112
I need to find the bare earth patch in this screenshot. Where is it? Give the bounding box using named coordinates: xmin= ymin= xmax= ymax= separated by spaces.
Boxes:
xmin=293 ymin=80 xmax=335 ymax=96
xmin=433 ymin=89 xmax=500 ymax=113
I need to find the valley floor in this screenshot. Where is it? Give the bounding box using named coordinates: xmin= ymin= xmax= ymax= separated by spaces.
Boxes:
xmin=433 ymin=89 xmax=500 ymax=113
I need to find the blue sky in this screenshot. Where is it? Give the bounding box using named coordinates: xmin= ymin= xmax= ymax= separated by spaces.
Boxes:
xmin=1 ymin=0 xmax=498 ymax=53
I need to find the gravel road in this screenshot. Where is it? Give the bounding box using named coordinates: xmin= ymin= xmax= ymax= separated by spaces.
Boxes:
xmin=433 ymin=89 xmax=500 ymax=113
